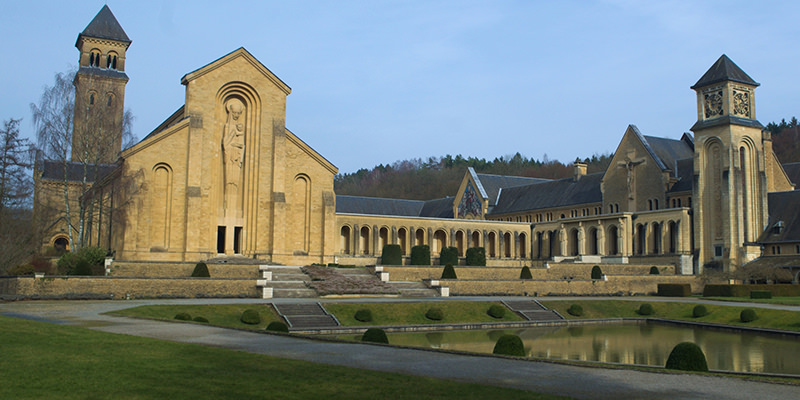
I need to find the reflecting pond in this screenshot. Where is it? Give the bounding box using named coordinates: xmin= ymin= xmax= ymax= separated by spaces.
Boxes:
xmin=327 ymin=322 xmax=800 ymax=375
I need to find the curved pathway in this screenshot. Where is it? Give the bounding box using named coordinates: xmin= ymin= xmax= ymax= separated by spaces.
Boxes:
xmin=2 ymin=298 xmax=798 ymax=400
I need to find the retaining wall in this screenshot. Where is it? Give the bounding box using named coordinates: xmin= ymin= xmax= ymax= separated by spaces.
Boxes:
xmin=442 ymin=275 xmax=701 ymax=296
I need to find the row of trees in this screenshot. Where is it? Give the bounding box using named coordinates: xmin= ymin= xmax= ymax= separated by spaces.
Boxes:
xmin=766 ymin=117 xmax=800 ymax=163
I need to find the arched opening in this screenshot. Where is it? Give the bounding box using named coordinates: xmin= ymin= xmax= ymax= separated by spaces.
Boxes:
xmin=340 ymin=226 xmax=351 ymax=254
xmin=106 ymin=52 xmax=118 ymax=69
xmin=651 ymin=222 xmax=661 ymax=254
xmin=359 ymin=226 xmax=370 ymax=255
xmin=535 ymin=231 xmax=543 ymax=258
xmin=415 ymin=229 xmax=425 ymax=246
xmin=568 ymin=228 xmax=579 ymax=256
xmin=488 ymin=232 xmax=497 ymax=258
xmin=636 ymin=224 xmax=646 ymax=255
xmin=668 ymin=221 xmax=678 ymax=254
xmin=519 ymin=232 xmax=527 ymax=258
xmin=89 ymin=49 xmax=101 ymax=67
xmin=471 ymin=231 xmax=480 ymax=248
xmin=398 ymin=227 xmax=408 ymax=255
xmin=54 ymin=237 xmax=70 ymax=252
xmin=455 ymin=231 xmax=464 ymax=256
xmin=433 ymin=230 xmax=447 ymax=255
xmin=607 ymin=225 xmax=619 ymax=255
xmin=379 ymin=227 xmax=389 ymax=253
xmin=548 ymin=230 xmax=557 ymax=257
xmin=503 ymin=232 xmax=512 ymax=258
xmin=588 ymin=227 xmax=598 ymax=255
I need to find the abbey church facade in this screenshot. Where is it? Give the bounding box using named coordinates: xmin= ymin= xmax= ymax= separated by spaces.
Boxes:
xmin=36 ymin=6 xmax=800 ymax=275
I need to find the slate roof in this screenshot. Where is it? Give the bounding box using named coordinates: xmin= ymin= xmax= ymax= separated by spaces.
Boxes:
xmin=489 ymin=173 xmax=603 ymax=215
xmin=642 ymin=135 xmax=694 ymax=174
xmin=782 ymin=162 xmax=800 ymax=188
xmin=757 ymin=190 xmax=800 ymax=244
xmin=336 ymin=195 xmax=455 ymax=218
xmin=691 ymin=54 xmax=759 ymax=89
xmin=38 ymin=160 xmax=118 ymax=183
xmin=78 ymin=5 xmax=131 ymax=45
xmin=744 ymin=255 xmax=800 ymax=269
xmin=668 ymin=158 xmax=694 ymax=193
xmin=475 ymin=173 xmax=550 ymax=205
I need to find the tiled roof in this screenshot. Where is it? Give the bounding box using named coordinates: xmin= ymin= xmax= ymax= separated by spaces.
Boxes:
xmin=38 ymin=160 xmax=117 ymax=183
xmin=757 ymin=190 xmax=800 ymax=244
xmin=78 ymin=5 xmax=131 ymax=45
xmin=782 ymin=162 xmax=800 ymax=188
xmin=475 ymin=173 xmax=550 ymax=205
xmin=691 ymin=54 xmax=758 ymax=89
xmin=419 ymin=197 xmax=454 ymax=218
xmin=489 ymin=173 xmax=603 ymax=215
xmin=642 ymin=135 xmax=694 ymax=175
xmin=336 ymin=195 xmax=424 ymax=217
xmin=667 ymin=158 xmax=694 ymax=193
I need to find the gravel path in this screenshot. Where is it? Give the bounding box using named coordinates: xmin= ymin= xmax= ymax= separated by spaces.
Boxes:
xmin=2 ymin=298 xmax=798 ymax=400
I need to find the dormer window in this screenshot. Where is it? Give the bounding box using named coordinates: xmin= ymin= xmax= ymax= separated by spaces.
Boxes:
xmin=772 ymin=221 xmax=785 ymax=235
xmin=89 ymin=50 xmax=101 ymax=67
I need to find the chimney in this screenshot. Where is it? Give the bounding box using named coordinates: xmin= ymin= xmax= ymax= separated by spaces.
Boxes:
xmin=574 ymin=161 xmax=587 ymax=181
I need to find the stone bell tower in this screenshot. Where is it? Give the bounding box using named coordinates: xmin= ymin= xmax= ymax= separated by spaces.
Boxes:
xmin=71 ymin=5 xmax=131 ymax=164
xmin=690 ymin=55 xmax=768 ymax=272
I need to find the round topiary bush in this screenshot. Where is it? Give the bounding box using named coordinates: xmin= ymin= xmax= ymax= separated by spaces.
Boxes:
xmin=740 ymin=308 xmax=757 ymax=323
xmin=191 ymin=262 xmax=210 ymax=277
xmin=441 ymin=264 xmax=457 ymax=279
xmin=266 ymin=321 xmax=289 ymax=332
xmin=519 ymin=266 xmax=533 ymax=280
xmin=637 ymin=303 xmax=654 ymax=316
xmin=354 ymin=308 xmax=373 ymax=322
xmin=649 ymin=266 xmax=660 ymax=275
xmin=492 ymin=334 xmax=525 ymax=357
xmin=591 ymin=265 xmax=603 ymax=280
xmin=567 ymin=304 xmax=583 ymax=317
xmin=240 ymin=309 xmax=261 ymax=325
xmin=193 ymin=316 xmax=209 ymax=323
xmin=487 ymin=304 xmax=506 ymax=319
xmin=174 ymin=312 xmax=192 ymax=321
xmin=425 ymin=307 xmax=444 ymax=321
xmin=361 ymin=328 xmax=389 ymax=344
xmin=665 ymin=342 xmax=708 ymax=372
xmin=692 ymin=305 xmax=708 ymax=318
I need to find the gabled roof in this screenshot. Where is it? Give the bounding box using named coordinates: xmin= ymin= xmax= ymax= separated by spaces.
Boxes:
xmin=757 ymin=190 xmax=800 ymax=244
xmin=475 ymin=173 xmax=550 ymax=205
xmin=419 ymin=197 xmax=455 ymax=218
xmin=39 ymin=160 xmax=118 ymax=183
xmin=782 ymin=162 xmax=800 ymax=188
xmin=335 ymin=195 xmax=454 ymax=219
xmin=77 ymin=5 xmax=131 ymax=47
xmin=667 ymin=158 xmax=694 ymax=194
xmin=180 ymin=47 xmax=291 ymax=95
xmin=642 ymin=134 xmax=694 ymax=176
xmin=489 ymin=173 xmax=603 ymax=215
xmin=691 ymin=54 xmax=759 ymax=89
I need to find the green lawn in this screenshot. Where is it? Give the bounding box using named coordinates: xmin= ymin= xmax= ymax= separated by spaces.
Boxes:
xmin=540 ymin=300 xmax=800 ymax=331
xmin=111 ymin=303 xmax=283 ymax=330
xmin=324 ymin=301 xmax=524 ymax=326
xmin=703 ymin=296 xmax=800 ymax=306
xmin=0 ymin=315 xmax=569 ymax=400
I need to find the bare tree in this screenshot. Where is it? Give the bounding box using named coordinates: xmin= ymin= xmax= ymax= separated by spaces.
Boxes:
xmin=0 ymin=118 xmax=36 ymax=272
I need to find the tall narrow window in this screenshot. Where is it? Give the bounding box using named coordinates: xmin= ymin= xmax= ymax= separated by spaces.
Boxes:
xmin=89 ymin=92 xmax=95 ymax=105
xmin=217 ymin=226 xmax=226 ymax=254
xmin=234 ymin=227 xmax=242 ymax=254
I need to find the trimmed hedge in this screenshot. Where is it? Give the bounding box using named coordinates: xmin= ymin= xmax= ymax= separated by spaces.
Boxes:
xmin=240 ymin=309 xmax=261 ymax=325
xmin=665 ymin=342 xmax=708 ymax=372
xmin=750 ymin=290 xmax=772 ymax=299
xmin=362 ymin=328 xmax=389 ymax=344
xmin=191 ymin=262 xmax=210 ymax=277
xmin=591 ymin=265 xmax=603 ymax=280
xmin=657 ymin=283 xmax=691 ymax=297
xmin=354 ymin=309 xmax=373 ymax=322
xmin=266 ymin=321 xmax=290 ymax=332
xmin=704 ymin=284 xmax=800 ymax=297
xmin=465 ymin=247 xmax=486 ymax=266
xmin=567 ymin=304 xmax=583 ymax=317
xmin=193 ymin=316 xmax=209 ymax=323
xmin=380 ymin=244 xmax=402 ymax=265
xmin=519 ymin=266 xmax=533 ymax=279
xmin=649 ymin=266 xmax=660 ymax=275
xmin=637 ymin=303 xmax=654 ymax=316
xmin=425 ymin=307 xmax=444 ymax=321
xmin=740 ymin=309 xmax=757 ymax=322
xmin=487 ymin=304 xmax=506 ymax=319
xmin=174 ymin=312 xmax=192 ymax=321
xmin=493 ymin=334 xmax=525 ymax=357
xmin=439 ymin=246 xmax=459 ymax=266
xmin=692 ymin=305 xmax=708 ymax=318
xmin=410 ymin=245 xmax=431 ymax=265
xmin=441 ymin=264 xmax=457 ymax=279
xmin=72 ymin=259 xmax=93 ymax=276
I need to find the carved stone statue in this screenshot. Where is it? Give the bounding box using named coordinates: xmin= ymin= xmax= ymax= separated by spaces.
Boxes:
xmin=222 ymin=98 xmax=245 ymax=210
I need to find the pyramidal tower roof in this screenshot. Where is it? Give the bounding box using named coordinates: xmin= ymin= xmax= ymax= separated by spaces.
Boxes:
xmin=691 ymin=54 xmax=758 ymax=89
xmin=76 ymin=5 xmax=131 ymax=47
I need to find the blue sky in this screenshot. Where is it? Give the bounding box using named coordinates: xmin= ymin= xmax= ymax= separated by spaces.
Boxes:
xmin=2 ymin=1 xmax=799 ymax=174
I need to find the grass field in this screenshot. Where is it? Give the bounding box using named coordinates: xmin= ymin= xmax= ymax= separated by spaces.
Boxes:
xmin=0 ymin=315 xmax=569 ymax=400
xmin=702 ymin=297 xmax=800 ymax=306
xmin=324 ymin=301 xmax=524 ymax=326
xmin=111 ymin=303 xmax=283 ymax=330
xmin=540 ymin=300 xmax=800 ymax=331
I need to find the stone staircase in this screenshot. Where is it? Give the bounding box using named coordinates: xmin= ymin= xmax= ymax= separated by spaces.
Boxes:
xmin=389 ymin=281 xmax=440 ymax=297
xmin=502 ymin=299 xmax=564 ymax=321
xmin=258 ymin=266 xmax=317 ymax=298
xmin=273 ymin=302 xmax=339 ymax=329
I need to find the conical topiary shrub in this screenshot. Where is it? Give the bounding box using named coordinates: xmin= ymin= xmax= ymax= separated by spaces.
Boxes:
xmin=361 ymin=328 xmax=389 ymax=344
xmin=591 ymin=265 xmax=603 ymax=280
xmin=520 ymin=266 xmax=533 ymax=279
xmin=492 ymin=334 xmax=525 ymax=357
xmin=441 ymin=264 xmax=457 ymax=279
xmin=191 ymin=262 xmax=210 ymax=277
xmin=665 ymin=342 xmax=708 ymax=371
xmin=649 ymin=266 xmax=660 ymax=275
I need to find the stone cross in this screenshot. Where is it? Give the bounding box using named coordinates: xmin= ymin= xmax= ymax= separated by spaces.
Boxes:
xmin=618 ymin=156 xmax=646 ymax=200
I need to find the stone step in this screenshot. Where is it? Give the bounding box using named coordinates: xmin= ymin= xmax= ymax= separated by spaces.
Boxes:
xmin=265 ymin=281 xmax=309 ymax=289
xmin=388 ymin=281 xmax=429 ymax=288
xmin=272 ymin=273 xmax=310 ymax=281
xmin=503 ymin=300 xmax=546 ymax=312
xmin=520 ymin=310 xmax=563 ymax=321
xmin=272 ymin=288 xmax=319 ymax=298
xmin=398 ymin=288 xmax=439 ymax=297
xmin=335 ymin=268 xmax=372 ymax=275
xmin=274 ymin=303 xmax=327 ymax=316
xmin=284 ymin=314 xmax=339 ymax=329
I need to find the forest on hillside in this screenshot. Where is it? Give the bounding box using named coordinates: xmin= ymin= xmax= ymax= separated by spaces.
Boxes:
xmin=334 ymin=117 xmax=800 ymax=201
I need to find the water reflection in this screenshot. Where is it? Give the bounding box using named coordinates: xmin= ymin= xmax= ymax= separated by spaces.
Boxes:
xmin=327 ymin=322 xmax=800 ymax=375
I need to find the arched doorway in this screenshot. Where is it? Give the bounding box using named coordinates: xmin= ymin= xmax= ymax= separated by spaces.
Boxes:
xmin=503 ymin=232 xmax=512 ymax=258
xmin=359 ymin=226 xmax=370 ymax=255
xmin=471 ymin=231 xmax=480 ymax=248
xmin=488 ymin=232 xmax=497 ymax=258
xmin=398 ymin=227 xmax=408 ymax=255
xmin=54 ymin=236 xmax=70 ymax=253
xmin=379 ymin=227 xmax=389 ymax=253
xmin=415 ymin=229 xmax=425 ymax=246
xmin=519 ymin=232 xmax=527 ymax=258
xmin=569 ymin=228 xmax=579 ymax=256
xmin=588 ymin=227 xmax=598 ymax=255
xmin=455 ymin=231 xmax=465 ymax=256
xmin=340 ymin=226 xmax=351 ymax=254
xmin=606 ymin=225 xmax=618 ymax=255
xmin=433 ymin=230 xmax=447 ymax=255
